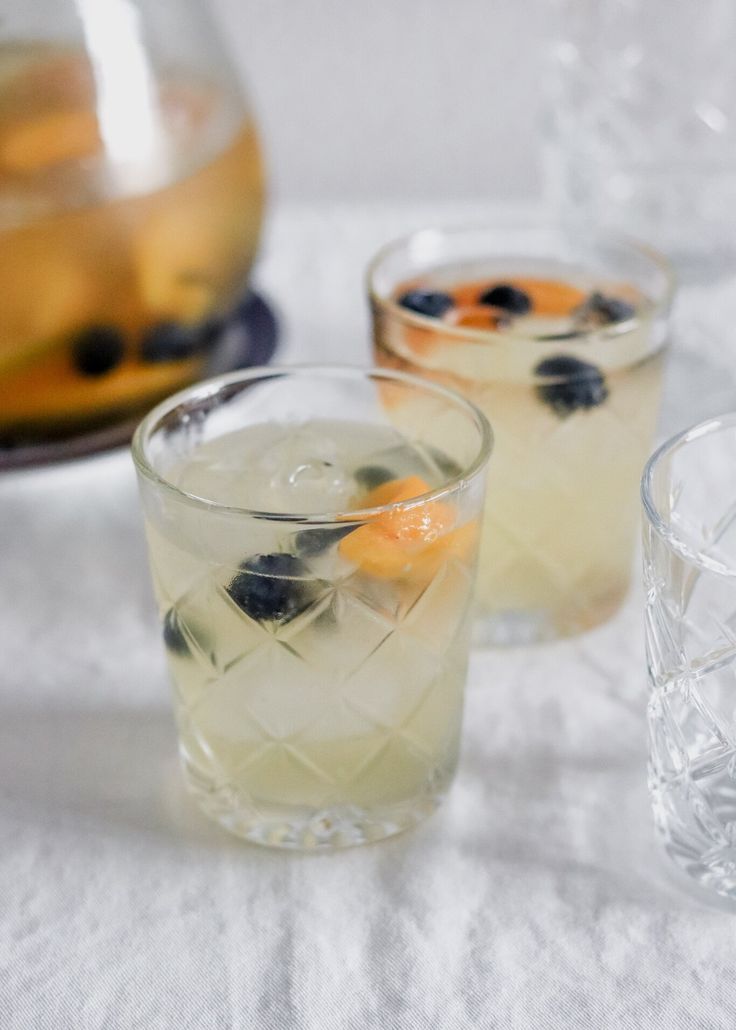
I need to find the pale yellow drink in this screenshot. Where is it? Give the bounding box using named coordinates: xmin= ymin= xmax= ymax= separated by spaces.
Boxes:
xmin=134 ymin=370 xmax=490 ymax=849
xmin=369 ymin=230 xmax=673 ymax=643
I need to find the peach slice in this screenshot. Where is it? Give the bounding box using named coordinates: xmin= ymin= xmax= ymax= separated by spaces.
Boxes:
xmin=135 ymin=203 xmax=218 ymax=323
xmin=0 ymin=109 xmax=102 ymax=172
xmin=0 ymin=348 xmax=201 ymax=424
xmin=340 ymin=475 xmax=459 ymax=580
xmin=0 ymin=240 xmax=92 ymax=374
xmin=462 ymin=278 xmax=586 ymax=317
xmin=446 ymin=305 xmax=505 ymax=331
xmin=361 ymin=475 xmax=431 ymax=507
xmin=408 ymin=520 xmax=479 ymax=582
xmin=393 ymin=277 xmax=589 ymax=339
xmin=507 ymin=278 xmax=587 ymax=317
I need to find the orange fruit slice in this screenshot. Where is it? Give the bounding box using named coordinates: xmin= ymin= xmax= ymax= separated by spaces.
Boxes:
xmin=446 ymin=305 xmax=504 ymax=331
xmin=393 ymin=277 xmax=589 ymax=340
xmin=452 ymin=281 xmax=486 ymax=308
xmin=340 ymin=476 xmax=458 ymax=579
xmin=0 ymin=109 xmax=102 ymax=172
xmin=408 ymin=520 xmax=479 ymax=582
xmin=504 ymin=278 xmax=586 ymax=317
xmin=0 ymin=348 xmax=201 ymax=424
xmin=362 ymin=475 xmax=431 ymax=507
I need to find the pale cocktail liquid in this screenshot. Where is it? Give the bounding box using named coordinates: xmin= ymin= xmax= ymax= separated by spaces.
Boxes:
xmin=374 ymin=266 xmax=664 ymax=640
xmin=143 ymin=418 xmax=479 ymax=847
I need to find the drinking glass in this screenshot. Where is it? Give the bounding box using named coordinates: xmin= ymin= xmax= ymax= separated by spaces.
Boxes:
xmin=0 ymin=0 xmax=264 ymax=443
xmin=368 ymin=222 xmax=673 ymax=645
xmin=132 ymin=366 xmax=491 ymax=849
xmin=643 ymin=414 xmax=736 ymax=899
xmin=548 ymin=0 xmax=736 ymax=276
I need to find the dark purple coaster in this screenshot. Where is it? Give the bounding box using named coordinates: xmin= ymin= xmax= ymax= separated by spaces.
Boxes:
xmin=0 ymin=290 xmax=279 ymax=471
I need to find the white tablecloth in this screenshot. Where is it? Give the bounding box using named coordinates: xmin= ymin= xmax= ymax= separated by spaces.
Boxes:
xmin=3 ymin=204 xmax=736 ymax=1030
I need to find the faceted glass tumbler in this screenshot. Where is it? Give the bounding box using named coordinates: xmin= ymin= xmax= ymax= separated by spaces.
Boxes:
xmin=548 ymin=0 xmax=736 ymax=277
xmin=132 ymin=366 xmax=491 ymax=850
xmin=643 ymin=414 xmax=736 ymax=899
xmin=368 ymin=222 xmax=673 ymax=645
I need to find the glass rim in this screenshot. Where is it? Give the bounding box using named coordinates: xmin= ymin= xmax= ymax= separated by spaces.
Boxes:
xmin=641 ymin=412 xmax=736 ymax=577
xmin=366 ymin=221 xmax=676 ymax=349
xmin=131 ymin=363 xmax=493 ymax=523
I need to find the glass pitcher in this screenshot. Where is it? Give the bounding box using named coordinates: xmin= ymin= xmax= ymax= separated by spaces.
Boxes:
xmin=0 ymin=0 xmax=265 ymax=445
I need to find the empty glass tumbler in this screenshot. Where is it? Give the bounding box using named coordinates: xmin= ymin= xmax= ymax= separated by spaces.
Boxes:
xmin=643 ymin=414 xmax=736 ymax=898
xmin=548 ymin=0 xmax=736 ymax=275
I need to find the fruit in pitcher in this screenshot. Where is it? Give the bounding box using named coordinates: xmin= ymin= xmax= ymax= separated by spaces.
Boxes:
xmin=71 ymin=326 xmax=125 ymax=377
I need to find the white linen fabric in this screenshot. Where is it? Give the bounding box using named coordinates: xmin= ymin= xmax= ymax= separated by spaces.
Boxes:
xmin=2 ymin=205 xmax=736 ymax=1030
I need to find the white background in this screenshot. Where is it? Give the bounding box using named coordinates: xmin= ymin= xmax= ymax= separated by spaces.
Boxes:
xmin=208 ymin=0 xmax=551 ymax=203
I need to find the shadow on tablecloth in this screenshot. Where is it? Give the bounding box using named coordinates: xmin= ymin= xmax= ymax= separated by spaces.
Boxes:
xmin=0 ymin=695 xmax=727 ymax=913
xmin=0 ymin=703 xmax=246 ymax=852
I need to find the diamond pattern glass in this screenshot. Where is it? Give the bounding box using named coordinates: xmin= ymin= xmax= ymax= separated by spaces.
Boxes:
xmin=133 ymin=367 xmax=490 ymax=849
xmin=643 ymin=415 xmax=736 ymax=898
xmin=549 ymin=0 xmax=736 ymax=274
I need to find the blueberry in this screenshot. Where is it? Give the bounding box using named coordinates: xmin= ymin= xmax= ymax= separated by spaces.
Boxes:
xmin=478 ymin=283 xmax=532 ymax=315
xmin=294 ymin=526 xmax=354 ymax=558
xmin=197 ymin=318 xmax=224 ymax=352
xmin=577 ymin=292 xmax=636 ymax=326
xmin=141 ymin=322 xmax=204 ymax=363
xmin=162 ymin=608 xmax=190 ymax=656
xmin=397 ymin=289 xmax=454 ymax=319
xmin=534 ymin=355 xmax=608 ymax=416
xmin=226 ymin=553 xmax=317 ymax=623
xmin=71 ymin=325 xmax=125 ymax=376
xmin=354 ymin=465 xmax=395 ymax=491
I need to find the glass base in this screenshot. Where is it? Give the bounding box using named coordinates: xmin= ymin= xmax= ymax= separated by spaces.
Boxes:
xmin=652 ymin=774 xmax=736 ymax=905
xmin=181 ymin=755 xmax=446 ymax=851
xmin=657 ymin=834 xmax=736 ymax=906
xmin=472 ymin=586 xmax=629 ymax=647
